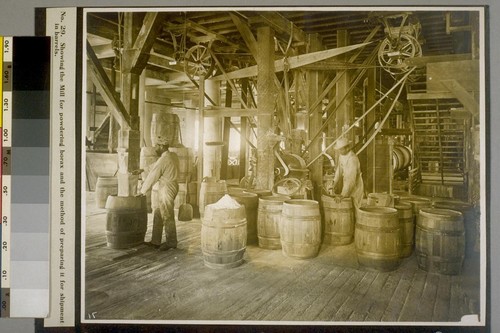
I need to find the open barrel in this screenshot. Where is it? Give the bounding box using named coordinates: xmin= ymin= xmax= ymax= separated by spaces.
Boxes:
xmin=201 ymin=202 xmax=247 ymax=269
xmin=199 ymin=178 xmax=227 ymax=218
xmin=105 ymin=195 xmax=148 ymax=249
xmin=230 ymin=192 xmax=259 ymax=245
xmin=321 ymin=195 xmax=355 ymax=245
xmin=95 ymin=176 xmax=118 ymax=209
xmin=257 ymin=195 xmax=290 ymax=249
xmin=280 ymin=200 xmax=321 ymax=259
xmin=395 ymin=201 xmax=414 ymax=257
xmin=415 ymin=208 xmax=465 ymax=275
xmin=355 ymin=206 xmax=401 ymax=271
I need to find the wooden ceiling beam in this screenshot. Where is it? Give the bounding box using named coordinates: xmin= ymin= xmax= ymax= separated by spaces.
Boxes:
xmin=86 ymin=41 xmax=131 ymax=129
xmin=122 ymin=12 xmax=166 ymax=74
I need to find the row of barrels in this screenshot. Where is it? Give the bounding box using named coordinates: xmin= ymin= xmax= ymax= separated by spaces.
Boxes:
xmin=350 ymin=193 xmax=470 ymax=275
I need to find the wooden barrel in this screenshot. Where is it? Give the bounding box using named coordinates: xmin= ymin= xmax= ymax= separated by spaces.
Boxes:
xmin=280 ymin=200 xmax=321 ymax=259
xmin=201 ymin=204 xmax=247 ymax=269
xmin=95 ymin=176 xmax=118 ymax=209
xmin=400 ymin=196 xmax=432 ymax=223
xmin=355 ymin=206 xmax=401 ymax=271
xmin=257 ymin=195 xmax=290 ymax=249
xmin=151 ymin=112 xmax=180 ymax=146
xmin=105 ymin=195 xmax=148 ymax=249
xmin=230 ymin=192 xmax=259 ymax=245
xmin=432 ymin=200 xmax=476 ymax=255
xmin=228 ymin=187 xmax=246 ymax=195
xmin=140 ymin=147 xmax=159 ymax=212
xmin=199 ymin=179 xmax=227 ymax=218
xmin=395 ymin=201 xmax=414 ymax=258
xmin=244 ymin=188 xmax=273 ymax=198
xmin=170 ymin=147 xmax=193 ymax=183
xmin=321 ymin=195 xmax=355 ymax=245
xmin=416 ymin=208 xmax=465 ymax=275
xmin=367 ymin=193 xmax=395 ymax=207
xmin=392 ymin=145 xmax=412 ymax=171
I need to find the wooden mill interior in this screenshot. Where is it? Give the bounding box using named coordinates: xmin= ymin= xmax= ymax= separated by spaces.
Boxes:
xmin=84 ymin=8 xmax=483 ymax=324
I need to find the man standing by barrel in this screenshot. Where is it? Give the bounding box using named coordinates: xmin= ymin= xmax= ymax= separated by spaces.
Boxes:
xmin=139 ymin=137 xmax=180 ymax=250
xmin=332 ymin=137 xmax=364 ymax=208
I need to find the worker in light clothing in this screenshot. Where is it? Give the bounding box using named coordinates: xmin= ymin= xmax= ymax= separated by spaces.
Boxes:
xmin=332 ymin=137 xmax=364 ymax=208
xmin=139 ymin=137 xmax=180 ymax=251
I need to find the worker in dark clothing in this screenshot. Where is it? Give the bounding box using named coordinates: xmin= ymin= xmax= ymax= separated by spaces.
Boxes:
xmin=139 ymin=137 xmax=180 ymax=250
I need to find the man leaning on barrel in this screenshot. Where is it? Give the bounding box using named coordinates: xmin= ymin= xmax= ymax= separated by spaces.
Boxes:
xmin=331 ymin=137 xmax=364 ymax=208
xmin=137 ymin=136 xmax=180 ymax=251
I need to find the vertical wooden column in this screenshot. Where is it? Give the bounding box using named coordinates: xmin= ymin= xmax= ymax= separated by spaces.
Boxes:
xmin=117 ymin=12 xmax=141 ymax=195
xmin=203 ymin=79 xmax=222 ymax=179
xmin=239 ymin=79 xmax=249 ymax=180
xmin=335 ymin=30 xmax=353 ymax=142
xmin=366 ymin=67 xmax=376 ymax=193
xmin=256 ymin=26 xmax=277 ymax=190
xmin=220 ymin=83 xmax=232 ymax=180
xmin=307 ymin=34 xmax=324 ymax=202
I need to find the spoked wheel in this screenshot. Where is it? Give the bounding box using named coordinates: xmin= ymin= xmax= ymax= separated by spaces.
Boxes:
xmin=378 ymin=34 xmax=422 ymax=75
xmin=184 ymin=44 xmax=215 ymax=80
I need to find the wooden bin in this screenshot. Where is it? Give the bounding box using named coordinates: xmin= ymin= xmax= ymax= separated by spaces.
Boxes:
xmin=355 ymin=206 xmax=401 ymax=271
xmin=280 ymin=200 xmax=321 ymax=259
xmin=105 ymin=195 xmax=148 ymax=249
xmin=257 ymin=195 xmax=290 ymax=249
xmin=321 ymin=195 xmax=355 ymax=245
xmin=415 ymin=208 xmax=465 ymax=275
xmin=230 ymin=192 xmax=259 ymax=245
xmin=201 ymin=204 xmax=247 ymax=269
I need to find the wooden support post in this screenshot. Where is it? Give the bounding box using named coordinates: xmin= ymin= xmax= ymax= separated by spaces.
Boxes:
xmin=307 ymin=34 xmax=324 ymax=202
xmin=335 ymin=30 xmax=353 ymax=143
xmin=240 ymin=79 xmax=249 ymax=180
xmin=220 ymin=82 xmax=232 ymax=180
xmin=203 ymin=79 xmax=222 ymax=179
xmin=256 ymin=26 xmax=277 ymax=191
xmin=117 ymin=13 xmax=141 ymax=196
xmin=366 ymin=67 xmax=376 ymax=193
xmin=198 ymin=76 xmax=205 ymax=187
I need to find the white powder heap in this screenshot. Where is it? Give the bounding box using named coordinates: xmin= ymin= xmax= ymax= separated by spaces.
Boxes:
xmin=209 ymin=194 xmax=241 ymax=209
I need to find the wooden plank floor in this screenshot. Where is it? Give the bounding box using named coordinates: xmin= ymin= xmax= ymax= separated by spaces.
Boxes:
xmin=83 ymin=193 xmax=481 ymax=324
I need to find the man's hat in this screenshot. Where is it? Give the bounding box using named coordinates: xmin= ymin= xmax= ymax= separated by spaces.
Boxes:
xmin=333 ymin=137 xmax=351 ymax=150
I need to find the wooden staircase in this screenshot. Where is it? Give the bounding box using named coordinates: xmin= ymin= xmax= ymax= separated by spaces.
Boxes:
xmin=407 ymin=67 xmax=469 ymax=198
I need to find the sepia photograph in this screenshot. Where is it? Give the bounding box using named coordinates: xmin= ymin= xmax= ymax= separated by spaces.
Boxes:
xmin=81 ymin=6 xmax=486 ymax=327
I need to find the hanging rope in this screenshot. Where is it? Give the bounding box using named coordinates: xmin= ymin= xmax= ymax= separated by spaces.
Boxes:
xmin=355 ymin=67 xmax=413 ymax=154
xmin=306 ymin=67 xmax=414 ymax=167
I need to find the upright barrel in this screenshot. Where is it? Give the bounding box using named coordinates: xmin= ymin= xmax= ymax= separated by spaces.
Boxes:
xmin=105 ymin=195 xmax=148 ymax=249
xmin=355 ymin=206 xmax=401 ymax=271
xmin=280 ymin=200 xmax=321 ymax=259
xmin=415 ymin=208 xmax=465 ymax=275
xmin=367 ymin=193 xmax=395 ymax=207
xmin=169 ymin=147 xmax=193 ymax=183
xmin=151 ymin=112 xmax=180 ymax=146
xmin=321 ymin=195 xmax=355 ymax=245
xmin=395 ymin=201 xmax=414 ymax=257
xmin=230 ymin=192 xmax=259 ymax=245
xmin=433 ymin=200 xmax=477 ymax=256
xmin=95 ymin=176 xmax=118 ymax=209
xmin=201 ymin=203 xmax=247 ymax=269
xmin=400 ymin=196 xmax=432 ymax=223
xmin=257 ymin=195 xmax=290 ymax=249
xmin=199 ymin=179 xmax=227 ymax=218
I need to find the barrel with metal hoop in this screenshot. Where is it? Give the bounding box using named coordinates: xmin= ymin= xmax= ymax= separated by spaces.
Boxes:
xmin=280 ymin=199 xmax=322 ymax=259
xmin=321 ymin=194 xmax=355 ymax=245
xmin=355 ymin=206 xmax=402 ymax=271
xmin=415 ymin=208 xmax=465 ymax=275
